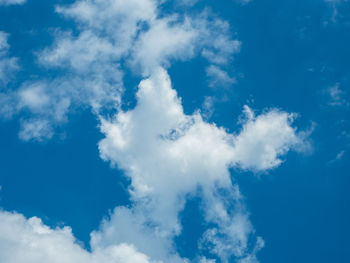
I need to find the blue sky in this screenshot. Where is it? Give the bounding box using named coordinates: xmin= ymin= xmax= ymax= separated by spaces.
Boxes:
xmin=0 ymin=0 xmax=349 ymax=263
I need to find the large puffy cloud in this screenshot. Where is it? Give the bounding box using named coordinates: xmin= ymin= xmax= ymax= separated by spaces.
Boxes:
xmin=98 ymin=68 xmax=309 ymax=262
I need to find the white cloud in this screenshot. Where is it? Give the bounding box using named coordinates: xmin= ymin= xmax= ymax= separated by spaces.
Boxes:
xmin=98 ymin=68 xmax=310 ymax=261
xmin=130 ymin=17 xmax=197 ymax=75
xmin=326 ymin=83 xmax=348 ymax=107
xmin=39 ymin=31 xmax=120 ymax=74
xmin=90 ymin=206 xmax=185 ymax=263
xmin=56 ymin=0 xmax=156 ymax=44
xmin=15 ymin=81 xmax=72 ymax=141
xmin=18 ymin=83 xmax=51 ymax=111
xmin=206 ymin=65 xmax=236 ymax=89
xmin=201 ymin=96 xmax=215 ymax=119
xmin=199 ymin=18 xmax=241 ymax=66
xmin=328 ymin=150 xmax=346 ymax=165
xmin=232 ymin=106 xmax=309 ymax=171
xmin=335 ymin=150 xmax=345 ymax=160
xmin=0 ymin=211 xmax=159 ymax=263
xmin=0 ymin=32 xmax=18 ymax=85
xmin=0 ymin=0 xmax=26 ymax=6
xmin=18 ymin=119 xmax=54 ymax=141
xmin=0 ymin=32 xmax=19 ymax=119
xmin=0 ymin=92 xmax=16 ymax=119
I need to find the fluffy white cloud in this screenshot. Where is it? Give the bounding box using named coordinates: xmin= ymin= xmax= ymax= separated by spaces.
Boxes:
xmin=0 ymin=211 xmax=159 ymax=263
xmin=130 ymin=17 xmax=197 ymax=75
xmin=0 ymin=0 xmax=26 ymax=6
xmin=90 ymin=206 xmax=186 ymax=263
xmin=232 ymin=106 xmax=309 ymax=171
xmin=98 ymin=68 xmax=309 ymax=262
xmin=0 ymin=46 xmax=309 ymax=263
xmin=56 ymin=0 xmax=156 ymax=44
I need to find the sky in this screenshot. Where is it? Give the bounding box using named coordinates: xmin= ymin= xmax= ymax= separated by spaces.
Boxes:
xmin=0 ymin=0 xmax=349 ymax=263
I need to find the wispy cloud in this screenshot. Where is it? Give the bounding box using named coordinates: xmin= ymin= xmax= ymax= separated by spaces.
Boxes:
xmin=206 ymin=65 xmax=236 ymax=89
xmin=326 ymin=83 xmax=348 ymax=107
xmin=0 ymin=32 xmax=19 ymax=85
xmin=1 ymin=0 xmax=241 ymax=141
xmin=324 ymin=0 xmax=349 ymax=24
xmin=0 ymin=0 xmax=26 ymax=6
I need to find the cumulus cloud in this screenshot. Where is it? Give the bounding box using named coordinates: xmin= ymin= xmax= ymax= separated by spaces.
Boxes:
xmin=0 ymin=66 xmax=310 ymax=263
xmin=130 ymin=17 xmax=197 ymax=75
xmin=98 ymin=68 xmax=310 ymax=262
xmin=0 ymin=1 xmax=312 ymax=262
xmin=0 ymin=211 xmax=158 ymax=263
xmin=232 ymin=106 xmax=309 ymax=171
xmin=0 ymin=0 xmax=26 ymax=6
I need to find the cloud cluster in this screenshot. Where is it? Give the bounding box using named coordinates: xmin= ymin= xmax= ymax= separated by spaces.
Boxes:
xmin=0 ymin=68 xmax=309 ymax=263
xmin=0 ymin=0 xmax=240 ymax=141
xmin=0 ymin=0 xmax=312 ymax=263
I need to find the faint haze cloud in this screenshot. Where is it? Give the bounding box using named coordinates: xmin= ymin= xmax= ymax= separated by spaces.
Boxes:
xmin=0 ymin=0 xmax=26 ymax=6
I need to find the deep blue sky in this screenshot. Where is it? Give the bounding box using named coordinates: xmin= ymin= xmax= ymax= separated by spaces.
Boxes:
xmin=0 ymin=1 xmax=349 ymax=262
